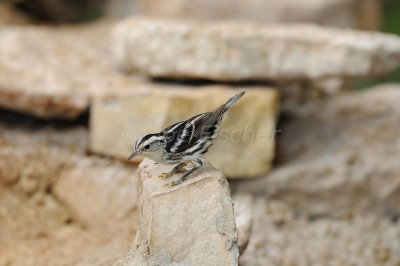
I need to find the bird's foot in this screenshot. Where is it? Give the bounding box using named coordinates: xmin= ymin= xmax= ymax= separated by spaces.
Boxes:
xmin=163 ymin=179 xmax=182 ymax=187
xmin=158 ymin=172 xmax=173 ymax=179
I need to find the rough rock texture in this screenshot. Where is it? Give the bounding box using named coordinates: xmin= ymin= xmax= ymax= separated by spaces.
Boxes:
xmin=90 ymin=86 xmax=278 ymax=178
xmin=114 ymin=17 xmax=400 ymax=82
xmin=232 ymin=194 xmax=253 ymax=253
xmin=136 ymin=0 xmax=380 ymax=30
xmin=0 ymin=23 xmax=141 ymax=119
xmin=234 ymin=84 xmax=400 ymax=218
xmin=115 ymin=158 xmax=239 ymax=266
xmin=0 ymin=116 xmax=138 ymax=265
xmin=53 ymin=158 xmax=137 ymax=228
xmin=239 ymin=198 xmax=400 ymax=266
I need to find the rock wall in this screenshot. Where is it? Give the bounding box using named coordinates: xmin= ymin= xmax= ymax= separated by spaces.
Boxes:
xmin=0 ymin=116 xmax=138 ymax=265
xmin=0 ymin=2 xmax=400 ymax=266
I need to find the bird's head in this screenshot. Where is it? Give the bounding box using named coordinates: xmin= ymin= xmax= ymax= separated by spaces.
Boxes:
xmin=128 ymin=133 xmax=164 ymax=160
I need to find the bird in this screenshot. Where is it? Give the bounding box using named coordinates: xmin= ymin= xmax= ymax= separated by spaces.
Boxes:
xmin=128 ymin=90 xmax=246 ymax=186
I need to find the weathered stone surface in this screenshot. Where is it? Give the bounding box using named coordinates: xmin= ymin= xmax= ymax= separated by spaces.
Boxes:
xmin=232 ymin=194 xmax=253 ymax=253
xmin=234 ymin=84 xmax=400 ymax=218
xmin=240 ymin=198 xmax=400 ymax=266
xmin=0 ymin=119 xmax=138 ymax=228
xmin=115 ymin=158 xmax=239 ymax=266
xmin=53 ymin=157 xmax=137 ymax=228
xmin=114 ymin=17 xmax=400 ymax=82
xmin=0 ymin=23 xmax=141 ymax=119
xmin=0 ymin=117 xmax=138 ymax=265
xmin=136 ymin=0 xmax=380 ymax=30
xmin=90 ymin=86 xmax=278 ymax=178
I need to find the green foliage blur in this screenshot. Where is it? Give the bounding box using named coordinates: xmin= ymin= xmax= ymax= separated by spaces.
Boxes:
xmin=382 ymin=0 xmax=400 ymax=82
xmin=356 ymin=0 xmax=400 ymax=89
xmin=383 ymin=0 xmax=400 ymax=35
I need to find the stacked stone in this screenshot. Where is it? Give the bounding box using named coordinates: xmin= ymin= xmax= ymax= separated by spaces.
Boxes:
xmin=1 ymin=1 xmax=400 ymax=265
xmin=1 ymin=15 xmax=400 ymax=178
xmin=97 ymin=16 xmax=400 ymax=178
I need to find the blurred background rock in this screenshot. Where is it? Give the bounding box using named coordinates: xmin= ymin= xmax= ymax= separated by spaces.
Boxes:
xmin=1 ymin=0 xmax=400 ymax=265
xmin=2 ymin=0 xmax=399 ymax=85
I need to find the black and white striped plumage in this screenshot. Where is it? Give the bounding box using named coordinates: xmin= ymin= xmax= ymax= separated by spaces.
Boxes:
xmin=128 ymin=91 xmax=245 ymax=186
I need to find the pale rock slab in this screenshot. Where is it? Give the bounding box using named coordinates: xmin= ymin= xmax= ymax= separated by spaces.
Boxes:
xmin=114 ymin=17 xmax=400 ymax=82
xmin=234 ymin=84 xmax=400 ymax=218
xmin=114 ymin=158 xmax=239 ymax=266
xmin=0 ymin=23 xmax=142 ymax=119
xmin=136 ymin=0 xmax=380 ymax=30
xmin=90 ymin=85 xmax=278 ymax=178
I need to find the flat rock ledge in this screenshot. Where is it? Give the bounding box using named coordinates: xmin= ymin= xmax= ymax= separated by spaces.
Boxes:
xmin=114 ymin=17 xmax=400 ymax=82
xmin=114 ymin=158 xmax=239 ymax=266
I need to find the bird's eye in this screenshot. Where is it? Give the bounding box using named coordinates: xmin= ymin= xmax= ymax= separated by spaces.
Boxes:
xmin=144 ymin=144 xmax=150 ymax=150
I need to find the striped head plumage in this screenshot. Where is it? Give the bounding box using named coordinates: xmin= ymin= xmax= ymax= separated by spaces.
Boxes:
xmin=128 ymin=90 xmax=246 ymax=186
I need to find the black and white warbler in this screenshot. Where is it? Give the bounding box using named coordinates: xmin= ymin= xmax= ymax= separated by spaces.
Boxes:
xmin=128 ymin=90 xmax=246 ymax=186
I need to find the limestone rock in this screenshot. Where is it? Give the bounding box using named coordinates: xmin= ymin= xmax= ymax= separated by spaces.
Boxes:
xmin=0 ymin=23 xmax=141 ymax=119
xmin=232 ymin=194 xmax=253 ymax=253
xmin=115 ymin=158 xmax=239 ymax=266
xmin=136 ymin=0 xmax=380 ymax=30
xmin=114 ymin=17 xmax=400 ymax=82
xmin=234 ymin=84 xmax=400 ymax=218
xmin=240 ymin=198 xmax=400 ymax=266
xmin=90 ymin=86 xmax=278 ymax=178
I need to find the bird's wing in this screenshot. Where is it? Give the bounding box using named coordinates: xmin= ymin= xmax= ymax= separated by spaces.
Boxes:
xmin=163 ymin=118 xmax=195 ymax=153
xmin=163 ymin=111 xmax=221 ymax=154
xmin=163 ymin=91 xmax=245 ymax=154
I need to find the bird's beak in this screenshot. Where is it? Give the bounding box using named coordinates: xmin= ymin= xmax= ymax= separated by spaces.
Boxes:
xmin=128 ymin=150 xmax=140 ymax=160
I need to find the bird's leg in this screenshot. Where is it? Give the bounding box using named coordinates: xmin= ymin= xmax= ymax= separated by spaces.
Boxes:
xmin=165 ymin=160 xmax=203 ymax=186
xmin=158 ymin=162 xmax=188 ymax=179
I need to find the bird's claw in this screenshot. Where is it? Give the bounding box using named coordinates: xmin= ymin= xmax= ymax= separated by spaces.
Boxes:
xmin=163 ymin=180 xmax=182 ymax=187
xmin=158 ymin=172 xmax=172 ymax=179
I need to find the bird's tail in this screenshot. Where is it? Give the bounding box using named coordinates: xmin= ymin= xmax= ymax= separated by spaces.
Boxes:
xmin=209 ymin=90 xmax=246 ymax=125
xmin=224 ymin=90 xmax=246 ymax=111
